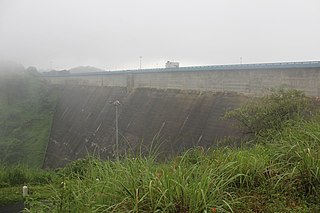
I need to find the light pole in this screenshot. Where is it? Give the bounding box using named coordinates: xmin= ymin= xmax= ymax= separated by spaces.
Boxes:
xmin=139 ymin=56 xmax=142 ymax=70
xmin=111 ymin=100 xmax=121 ymax=159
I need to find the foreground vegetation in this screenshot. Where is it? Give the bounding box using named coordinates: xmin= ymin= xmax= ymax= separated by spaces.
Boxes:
xmin=0 ymin=164 xmax=56 ymax=206
xmin=0 ymin=89 xmax=319 ymax=212
xmin=22 ymin=120 xmax=319 ymax=212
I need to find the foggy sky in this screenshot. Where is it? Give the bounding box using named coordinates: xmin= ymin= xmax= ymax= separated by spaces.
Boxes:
xmin=0 ymin=0 xmax=319 ymax=70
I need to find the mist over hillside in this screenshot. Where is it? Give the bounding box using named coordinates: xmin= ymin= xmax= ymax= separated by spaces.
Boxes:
xmin=0 ymin=61 xmax=25 ymax=75
xmin=0 ymin=66 xmax=57 ymax=167
xmin=40 ymin=65 xmax=104 ymax=76
xmin=68 ymin=66 xmax=103 ymax=73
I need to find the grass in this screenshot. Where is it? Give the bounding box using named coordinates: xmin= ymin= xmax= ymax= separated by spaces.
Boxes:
xmin=0 ymin=164 xmax=56 ymax=207
xmin=0 ymin=141 xmax=317 ymax=212
xmin=0 ymin=72 xmax=58 ymax=167
xmin=0 ymin=164 xmax=56 ymax=188
xmin=18 ymin=118 xmax=319 ymax=212
xmin=0 ymin=186 xmax=23 ymax=206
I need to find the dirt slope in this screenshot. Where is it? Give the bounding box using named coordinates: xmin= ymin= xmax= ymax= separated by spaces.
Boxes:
xmin=43 ymin=86 xmax=248 ymax=168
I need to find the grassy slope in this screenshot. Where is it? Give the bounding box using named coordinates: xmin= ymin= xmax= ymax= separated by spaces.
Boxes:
xmin=0 ymin=72 xmax=57 ymax=168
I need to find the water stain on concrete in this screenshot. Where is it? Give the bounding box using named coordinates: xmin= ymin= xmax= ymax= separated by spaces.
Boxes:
xmin=43 ymin=86 xmax=249 ymax=168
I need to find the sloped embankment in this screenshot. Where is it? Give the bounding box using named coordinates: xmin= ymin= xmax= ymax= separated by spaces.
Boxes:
xmin=43 ymin=86 xmax=248 ymax=168
xmin=0 ymin=72 xmax=57 ymax=167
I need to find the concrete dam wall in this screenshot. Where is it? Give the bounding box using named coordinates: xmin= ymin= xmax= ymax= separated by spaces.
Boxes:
xmin=42 ymin=61 xmax=320 ymax=168
xmin=43 ymin=61 xmax=320 ymax=97
xmin=43 ymin=86 xmax=248 ymax=168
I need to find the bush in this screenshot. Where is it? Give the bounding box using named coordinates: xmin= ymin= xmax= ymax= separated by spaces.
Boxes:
xmin=224 ymin=89 xmax=314 ymax=139
xmin=0 ymin=164 xmax=56 ymax=187
xmin=6 ymin=166 xmax=28 ymax=185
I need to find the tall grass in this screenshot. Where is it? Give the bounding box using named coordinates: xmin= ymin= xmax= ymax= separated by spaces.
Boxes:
xmin=24 ymin=119 xmax=320 ymax=212
xmin=269 ymin=121 xmax=320 ymax=197
xmin=0 ymin=164 xmax=55 ymax=187
xmin=29 ymin=154 xmax=240 ymax=212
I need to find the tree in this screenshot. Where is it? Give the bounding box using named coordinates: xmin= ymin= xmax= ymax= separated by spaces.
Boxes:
xmin=224 ymin=89 xmax=314 ymax=138
xmin=26 ymin=66 xmax=39 ymax=76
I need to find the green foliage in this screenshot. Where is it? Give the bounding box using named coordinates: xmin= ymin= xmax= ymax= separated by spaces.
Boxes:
xmin=0 ymin=72 xmax=58 ymax=167
xmin=62 ymin=157 xmax=102 ymax=179
xmin=26 ymin=155 xmax=239 ymax=212
xmin=6 ymin=166 xmax=28 ymax=186
xmin=0 ymin=186 xmax=23 ymax=206
xmin=23 ymin=117 xmax=320 ymax=212
xmin=224 ymin=89 xmax=314 ymax=138
xmin=0 ymin=164 xmax=56 ymax=187
xmin=269 ymin=121 xmax=320 ymax=197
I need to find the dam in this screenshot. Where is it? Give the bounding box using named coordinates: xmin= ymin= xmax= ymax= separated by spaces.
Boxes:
xmin=44 ymin=61 xmax=320 ymax=96
xmin=42 ymin=61 xmax=320 ymax=168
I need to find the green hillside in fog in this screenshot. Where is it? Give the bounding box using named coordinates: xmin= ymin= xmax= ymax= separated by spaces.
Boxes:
xmin=0 ymin=69 xmax=58 ymax=167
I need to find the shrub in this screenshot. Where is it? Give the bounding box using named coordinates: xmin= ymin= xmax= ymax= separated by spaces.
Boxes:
xmin=224 ymin=89 xmax=314 ymax=139
xmin=0 ymin=164 xmax=56 ymax=187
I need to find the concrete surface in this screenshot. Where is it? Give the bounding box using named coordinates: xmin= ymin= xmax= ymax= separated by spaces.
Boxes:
xmin=43 ymin=86 xmax=248 ymax=168
xmin=43 ymin=62 xmax=320 ymax=97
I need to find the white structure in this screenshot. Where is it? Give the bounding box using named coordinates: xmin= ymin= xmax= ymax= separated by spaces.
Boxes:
xmin=22 ymin=186 xmax=28 ymax=197
xmin=165 ymin=61 xmax=179 ymax=68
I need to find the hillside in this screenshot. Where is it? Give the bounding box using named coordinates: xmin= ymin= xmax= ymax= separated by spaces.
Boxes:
xmin=0 ymin=69 xmax=58 ymax=167
xmin=68 ymin=66 xmax=103 ymax=73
